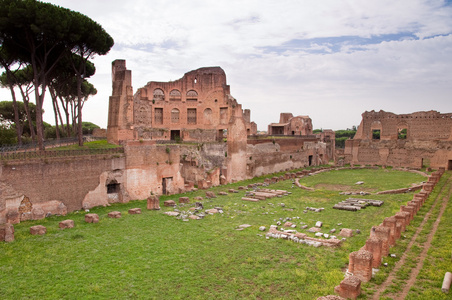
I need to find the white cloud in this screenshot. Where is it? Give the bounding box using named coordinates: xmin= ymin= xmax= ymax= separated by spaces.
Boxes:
xmin=1 ymin=0 xmax=451 ymax=131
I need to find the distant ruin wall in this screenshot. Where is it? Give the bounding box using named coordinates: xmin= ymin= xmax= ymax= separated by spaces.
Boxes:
xmin=346 ymin=110 xmax=452 ymax=169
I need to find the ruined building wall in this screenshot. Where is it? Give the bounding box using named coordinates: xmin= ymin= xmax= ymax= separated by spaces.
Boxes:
xmin=0 ymin=155 xmax=127 ymax=224
xmin=345 ymin=110 xmax=452 ymax=169
xmin=108 ymin=60 xmax=256 ymax=144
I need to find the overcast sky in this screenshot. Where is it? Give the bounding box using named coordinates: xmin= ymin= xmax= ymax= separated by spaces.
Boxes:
xmin=2 ymin=0 xmax=452 ymax=131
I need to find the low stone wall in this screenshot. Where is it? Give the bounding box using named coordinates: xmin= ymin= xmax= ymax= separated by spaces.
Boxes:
xmin=320 ymin=169 xmax=444 ymax=299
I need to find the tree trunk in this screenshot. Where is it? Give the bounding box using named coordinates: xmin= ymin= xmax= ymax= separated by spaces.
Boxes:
xmin=8 ymin=84 xmax=23 ymax=145
xmin=18 ymin=84 xmax=36 ymax=142
xmin=49 ymin=87 xmax=60 ymax=140
xmin=76 ymin=75 xmax=83 ymax=146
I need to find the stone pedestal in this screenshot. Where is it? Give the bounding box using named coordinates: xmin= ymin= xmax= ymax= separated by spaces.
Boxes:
xmin=85 ymin=213 xmax=99 ymax=223
xmin=30 ymin=225 xmax=46 ymax=235
xmin=401 ymin=205 xmax=415 ymax=221
xmin=383 ymin=216 xmax=397 ymax=246
xmin=0 ymin=223 xmax=14 ymax=242
xmin=395 ymin=212 xmax=409 ymax=231
xmin=128 ymin=208 xmax=141 ymax=214
xmin=108 ymin=211 xmax=121 ymax=218
xmin=365 ymin=236 xmax=383 ymax=268
xmin=370 ymin=226 xmax=390 ymax=256
xmin=59 ymin=220 xmax=74 ymax=229
xmin=334 ymin=275 xmax=361 ymax=299
xmin=147 ymin=195 xmax=160 ymax=210
xmin=348 ymin=250 xmax=373 ymax=282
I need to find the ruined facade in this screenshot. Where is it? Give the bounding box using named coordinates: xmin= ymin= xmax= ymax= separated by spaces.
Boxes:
xmin=268 ymin=113 xmax=313 ymax=136
xmin=345 ymin=110 xmax=452 ymax=169
xmin=108 ymin=60 xmax=256 ymax=143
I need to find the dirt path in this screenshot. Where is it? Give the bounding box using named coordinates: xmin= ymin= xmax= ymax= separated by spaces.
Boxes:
xmin=372 ymin=175 xmax=451 ymax=299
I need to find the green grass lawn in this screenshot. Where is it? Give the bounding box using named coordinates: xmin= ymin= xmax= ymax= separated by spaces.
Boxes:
xmin=0 ymin=168 xmax=438 ymax=299
xmin=53 ymin=140 xmax=121 ymax=151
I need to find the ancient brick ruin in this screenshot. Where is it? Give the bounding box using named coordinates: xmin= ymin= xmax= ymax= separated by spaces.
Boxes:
xmin=345 ymin=110 xmax=452 ymax=169
xmin=108 ymin=60 xmax=256 ymax=143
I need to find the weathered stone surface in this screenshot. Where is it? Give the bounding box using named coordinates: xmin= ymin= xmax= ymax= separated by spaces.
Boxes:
xmin=339 ymin=228 xmax=354 ymax=238
xmin=30 ymin=225 xmax=46 ymax=235
xmin=206 ymin=208 xmax=219 ymax=214
xmin=188 ymin=215 xmax=200 ymax=220
xmin=164 ymin=211 xmax=180 ymax=217
xmin=179 ymin=197 xmax=190 ymax=204
xmin=308 ymin=227 xmax=322 ymax=233
xmin=283 ymin=222 xmax=293 ymax=227
xmin=108 ymin=211 xmax=121 ymax=218
xmin=317 ymin=296 xmax=346 ymax=300
xmin=205 ymin=191 xmax=217 ymax=198
xmin=0 ymin=223 xmax=14 ymax=242
xmin=365 ymin=236 xmax=383 ymax=268
xmin=242 ymin=197 xmax=259 ymax=202
xmin=194 ymin=196 xmax=204 ymax=201
xmin=85 ymin=213 xmax=99 ymax=223
xmin=31 ymin=207 xmax=45 ymax=220
xmin=147 ymin=195 xmax=161 ymax=210
xmin=6 ymin=210 xmax=20 ymax=224
xmin=128 ymin=208 xmax=141 ymax=214
xmin=163 ymin=200 xmax=176 ymax=207
xmin=59 ymin=220 xmax=74 ymax=229
xmin=348 ymin=250 xmax=373 ymax=282
xmin=334 ymin=275 xmax=361 ymax=300
xmin=315 ymin=221 xmax=323 ymax=228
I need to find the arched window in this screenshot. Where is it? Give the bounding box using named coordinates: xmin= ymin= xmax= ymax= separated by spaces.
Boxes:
xmin=171 ymin=108 xmax=180 ymax=124
xmin=153 ymin=88 xmax=165 ymax=101
xmin=169 ymin=89 xmax=181 ymax=101
xmin=186 ymin=90 xmax=198 ymax=102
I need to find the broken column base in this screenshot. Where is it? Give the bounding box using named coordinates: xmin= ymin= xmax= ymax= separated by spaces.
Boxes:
xmin=334 ymin=275 xmax=361 ymax=299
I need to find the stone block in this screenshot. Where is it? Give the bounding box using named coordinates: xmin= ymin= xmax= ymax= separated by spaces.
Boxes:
xmin=334 ymin=275 xmax=361 ymax=300
xmin=401 ymin=205 xmax=415 ymax=221
xmin=30 ymin=225 xmax=47 ymax=235
xmin=85 ymin=213 xmax=99 ymax=223
xmin=205 ymin=191 xmax=216 ymax=198
xmin=59 ymin=219 xmax=74 ymax=229
xmin=147 ymin=195 xmax=160 ymax=210
xmin=108 ymin=211 xmax=121 ymax=218
xmin=164 ymin=200 xmax=176 ymax=207
xmin=179 ymin=197 xmax=190 ymax=203
xmin=0 ymin=223 xmax=14 ymax=242
xmin=339 ymin=228 xmax=354 ymax=237
xmin=128 ymin=208 xmax=141 ymax=214
xmin=284 ymin=222 xmax=293 ymax=227
xmin=317 ymin=295 xmax=345 ymax=300
xmin=348 ymin=249 xmax=373 ymax=282
xmin=6 ymin=210 xmax=20 ymax=224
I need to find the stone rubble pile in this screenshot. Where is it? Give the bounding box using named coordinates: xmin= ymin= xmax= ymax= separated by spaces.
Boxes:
xmin=333 ymin=198 xmax=384 ymax=211
xmin=241 ymin=189 xmax=290 ymax=202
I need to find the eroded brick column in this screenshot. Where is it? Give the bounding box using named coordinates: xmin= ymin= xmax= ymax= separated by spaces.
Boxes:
xmin=147 ymin=195 xmax=160 ymax=210
xmin=401 ymin=205 xmax=415 ymax=221
xmin=370 ymin=226 xmax=390 ymax=256
xmin=0 ymin=223 xmax=14 ymax=242
xmin=334 ymin=275 xmax=361 ymax=299
xmin=423 ymin=182 xmax=435 ymax=193
xmin=395 ymin=212 xmax=408 ymax=232
xmin=348 ymin=250 xmax=373 ymax=282
xmin=382 ymin=216 xmax=397 ymax=246
xmin=365 ymin=236 xmax=383 ymax=268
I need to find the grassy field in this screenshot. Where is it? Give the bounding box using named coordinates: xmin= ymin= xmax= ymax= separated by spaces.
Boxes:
xmin=1 ymin=168 xmax=444 ymax=299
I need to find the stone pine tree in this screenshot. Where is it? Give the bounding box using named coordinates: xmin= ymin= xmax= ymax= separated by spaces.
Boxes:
xmin=0 ymin=0 xmax=113 ymax=149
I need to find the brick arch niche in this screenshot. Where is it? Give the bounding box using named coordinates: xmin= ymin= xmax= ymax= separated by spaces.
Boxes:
xmin=169 ymin=89 xmax=181 ymax=101
xmin=153 ymin=88 xmax=165 ymax=101
xmin=204 ymin=108 xmax=212 ymax=124
xmin=186 ymin=90 xmax=198 ymax=102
